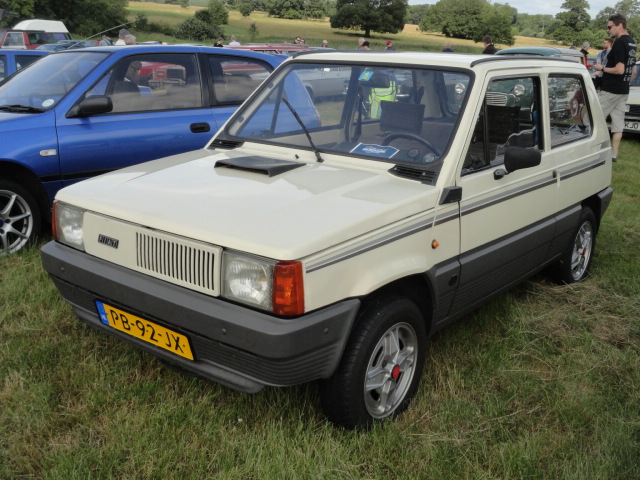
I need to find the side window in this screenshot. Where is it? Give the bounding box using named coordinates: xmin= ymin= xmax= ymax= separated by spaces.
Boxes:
xmin=16 ymin=55 xmax=41 ymax=71
xmin=463 ymin=77 xmax=541 ymax=175
xmin=548 ymin=75 xmax=591 ymax=147
xmin=94 ymin=53 xmax=202 ymax=114
xmin=0 ymin=55 xmax=6 ymax=81
xmin=210 ymin=57 xmax=272 ymax=104
xmin=5 ymin=33 xmax=25 ymax=48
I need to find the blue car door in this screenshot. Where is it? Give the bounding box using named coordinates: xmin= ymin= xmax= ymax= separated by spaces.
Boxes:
xmin=55 ymin=52 xmax=216 ymax=186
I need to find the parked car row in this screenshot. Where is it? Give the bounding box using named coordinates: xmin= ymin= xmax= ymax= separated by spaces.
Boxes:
xmin=0 ymin=45 xmax=285 ymax=254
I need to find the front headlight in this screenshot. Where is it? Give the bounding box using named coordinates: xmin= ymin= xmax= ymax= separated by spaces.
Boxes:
xmin=53 ymin=201 xmax=85 ymax=250
xmin=222 ymin=251 xmax=305 ymax=316
xmin=222 ymin=251 xmax=275 ymax=311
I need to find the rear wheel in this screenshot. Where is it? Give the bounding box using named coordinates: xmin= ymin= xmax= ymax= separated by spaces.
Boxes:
xmin=319 ymin=295 xmax=427 ymax=429
xmin=550 ymin=207 xmax=597 ymax=284
xmin=0 ymin=180 xmax=42 ymax=255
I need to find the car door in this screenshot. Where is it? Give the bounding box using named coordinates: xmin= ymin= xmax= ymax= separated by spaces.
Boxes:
xmin=56 ymin=52 xmax=216 ymax=186
xmin=447 ymin=74 xmax=559 ymax=315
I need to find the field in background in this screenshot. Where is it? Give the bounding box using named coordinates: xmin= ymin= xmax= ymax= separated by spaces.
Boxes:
xmin=127 ymin=1 xmax=559 ymax=51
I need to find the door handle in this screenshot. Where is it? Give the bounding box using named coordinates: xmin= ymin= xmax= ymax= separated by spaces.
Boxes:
xmin=190 ymin=123 xmax=211 ymax=133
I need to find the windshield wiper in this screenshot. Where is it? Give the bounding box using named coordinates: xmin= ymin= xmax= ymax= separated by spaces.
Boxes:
xmin=281 ymin=96 xmax=324 ymax=163
xmin=0 ymin=104 xmax=46 ymax=113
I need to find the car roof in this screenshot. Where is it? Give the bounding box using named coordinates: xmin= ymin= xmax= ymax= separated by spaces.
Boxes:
xmin=286 ymin=50 xmax=587 ymax=70
xmin=496 ymin=46 xmax=584 ymax=57
xmin=53 ymin=44 xmax=287 ymax=63
xmin=0 ymin=48 xmax=49 ymax=55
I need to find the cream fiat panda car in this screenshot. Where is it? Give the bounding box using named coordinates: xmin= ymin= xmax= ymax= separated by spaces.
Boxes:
xmin=42 ymin=52 xmax=613 ymax=429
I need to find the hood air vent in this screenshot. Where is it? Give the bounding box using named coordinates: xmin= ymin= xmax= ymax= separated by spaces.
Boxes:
xmin=389 ymin=165 xmax=438 ymax=185
xmin=215 ymin=157 xmax=305 ymax=177
xmin=209 ymin=138 xmax=243 ymax=150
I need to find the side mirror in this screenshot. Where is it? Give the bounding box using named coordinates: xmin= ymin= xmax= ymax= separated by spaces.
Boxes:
xmin=494 ymin=147 xmax=541 ymax=179
xmin=67 ymin=95 xmax=113 ymax=118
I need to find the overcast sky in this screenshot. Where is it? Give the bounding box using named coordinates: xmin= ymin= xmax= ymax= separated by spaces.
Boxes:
xmin=408 ymin=0 xmax=611 ymax=18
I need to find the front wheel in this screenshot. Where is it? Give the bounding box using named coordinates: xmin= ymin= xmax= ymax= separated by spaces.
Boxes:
xmin=0 ymin=180 xmax=42 ymax=255
xmin=319 ymin=295 xmax=427 ymax=429
xmin=550 ymin=207 xmax=597 ymax=284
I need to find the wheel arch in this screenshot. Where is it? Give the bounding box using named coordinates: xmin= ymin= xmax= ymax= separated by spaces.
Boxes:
xmin=0 ymin=161 xmax=50 ymax=224
xmin=355 ymin=274 xmax=435 ymax=337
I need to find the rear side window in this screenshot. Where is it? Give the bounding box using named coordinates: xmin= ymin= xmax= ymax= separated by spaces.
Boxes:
xmin=548 ymin=75 xmax=592 ymax=147
xmin=0 ymin=55 xmax=6 ymax=81
xmin=16 ymin=55 xmax=41 ymax=71
xmin=209 ymin=56 xmax=272 ymax=104
xmin=463 ymin=76 xmax=541 ymax=175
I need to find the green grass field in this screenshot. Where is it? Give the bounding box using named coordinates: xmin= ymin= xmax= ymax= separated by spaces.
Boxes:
xmin=1 ymin=137 xmax=638 ymax=477
xmin=126 ymin=1 xmax=561 ymax=51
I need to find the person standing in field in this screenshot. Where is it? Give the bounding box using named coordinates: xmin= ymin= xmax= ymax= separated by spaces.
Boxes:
xmin=593 ymin=13 xmax=636 ymax=162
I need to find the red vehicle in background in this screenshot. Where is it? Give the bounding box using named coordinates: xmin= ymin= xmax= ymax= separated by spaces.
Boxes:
xmin=0 ymin=19 xmax=71 ymax=49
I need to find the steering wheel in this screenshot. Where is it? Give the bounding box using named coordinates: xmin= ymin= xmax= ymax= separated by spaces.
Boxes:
xmin=382 ymin=132 xmax=441 ymax=158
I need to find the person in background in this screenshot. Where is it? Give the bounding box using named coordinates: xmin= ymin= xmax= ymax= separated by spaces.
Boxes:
xmin=294 ymin=36 xmax=303 ymax=44
xmin=593 ymin=13 xmax=637 ymax=162
xmin=361 ymin=41 xmax=370 ymax=50
xmin=482 ymin=35 xmax=497 ymax=54
xmin=385 ymin=40 xmax=395 ymax=51
xmin=99 ymin=35 xmax=112 ymax=46
xmin=321 ymin=40 xmax=329 ymax=48
xmin=228 ymin=35 xmax=240 ymax=46
xmin=356 ymin=37 xmax=365 ymax=50
xmin=114 ymin=29 xmax=130 ymax=46
xmin=214 ymin=38 xmax=224 ymax=47
xmin=442 ymin=41 xmax=454 ymax=52
xmin=594 ymin=38 xmax=613 ymax=87
xmin=124 ymin=34 xmax=136 ymax=45
xmin=579 ymin=41 xmax=590 ymax=66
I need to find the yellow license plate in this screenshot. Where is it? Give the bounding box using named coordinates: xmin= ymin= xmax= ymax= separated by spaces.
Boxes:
xmin=96 ymin=301 xmax=194 ymax=360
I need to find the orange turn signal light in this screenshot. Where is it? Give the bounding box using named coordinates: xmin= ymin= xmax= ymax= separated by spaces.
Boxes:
xmin=273 ymin=261 xmax=304 ymax=316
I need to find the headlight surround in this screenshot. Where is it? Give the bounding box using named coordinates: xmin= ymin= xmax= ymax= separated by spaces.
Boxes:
xmin=222 ymin=251 xmax=275 ymax=311
xmin=53 ymin=201 xmax=85 ymax=250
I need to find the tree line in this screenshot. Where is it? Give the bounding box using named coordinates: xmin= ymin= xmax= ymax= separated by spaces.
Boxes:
xmin=1 ymin=0 xmax=638 ymax=47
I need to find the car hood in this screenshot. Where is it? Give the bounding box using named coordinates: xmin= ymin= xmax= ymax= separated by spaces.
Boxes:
xmin=56 ymin=148 xmax=440 ymax=260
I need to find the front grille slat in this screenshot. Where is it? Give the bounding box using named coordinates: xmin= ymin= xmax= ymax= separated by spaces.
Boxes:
xmin=135 ymin=231 xmax=219 ymax=296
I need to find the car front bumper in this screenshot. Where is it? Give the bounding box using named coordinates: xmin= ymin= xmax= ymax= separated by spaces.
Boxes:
xmin=41 ymin=241 xmax=360 ymax=393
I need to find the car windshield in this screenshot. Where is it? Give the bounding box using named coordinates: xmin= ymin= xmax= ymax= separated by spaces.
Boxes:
xmin=223 ymin=62 xmax=470 ymax=172
xmin=0 ymin=51 xmax=108 ymax=110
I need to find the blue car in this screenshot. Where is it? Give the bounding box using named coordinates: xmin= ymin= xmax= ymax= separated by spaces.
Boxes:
xmin=0 ymin=49 xmax=49 ymax=81
xmin=0 ymin=45 xmax=284 ymax=253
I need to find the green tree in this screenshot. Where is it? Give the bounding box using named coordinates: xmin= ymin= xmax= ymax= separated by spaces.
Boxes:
xmin=420 ymin=0 xmax=513 ymax=45
xmin=175 ymin=16 xmax=224 ymax=41
xmin=267 ymin=0 xmax=326 ymax=19
xmin=207 ymin=0 xmax=229 ymax=24
xmin=406 ymin=4 xmax=429 ymax=25
xmin=238 ymin=0 xmax=254 ymax=17
xmin=0 ymin=0 xmax=35 ymax=26
xmin=548 ymin=0 xmax=591 ymax=44
xmin=330 ymin=0 xmax=408 ymax=37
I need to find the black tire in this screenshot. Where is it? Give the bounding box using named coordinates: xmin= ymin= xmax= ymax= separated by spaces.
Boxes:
xmin=319 ymin=295 xmax=427 ymax=429
xmin=0 ymin=179 xmax=42 ymax=255
xmin=550 ymin=207 xmax=597 ymax=284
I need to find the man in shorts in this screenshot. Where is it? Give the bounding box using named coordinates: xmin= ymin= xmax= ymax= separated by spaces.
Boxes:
xmin=593 ymin=13 xmax=636 ymax=162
